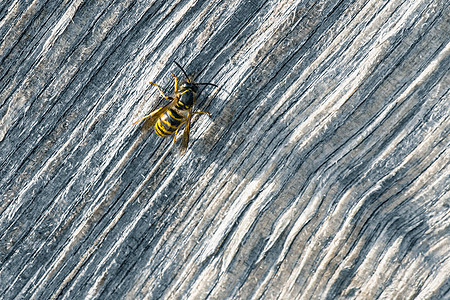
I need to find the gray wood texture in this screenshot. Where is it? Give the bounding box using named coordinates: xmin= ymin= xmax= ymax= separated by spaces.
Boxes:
xmin=0 ymin=0 xmax=449 ymax=299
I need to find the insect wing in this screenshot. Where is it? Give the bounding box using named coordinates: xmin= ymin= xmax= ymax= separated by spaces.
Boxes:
xmin=179 ymin=109 xmax=192 ymax=155
xmin=133 ymin=98 xmax=177 ymax=131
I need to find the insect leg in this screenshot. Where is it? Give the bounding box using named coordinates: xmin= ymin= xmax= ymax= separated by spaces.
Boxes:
xmin=171 ymin=74 xmax=178 ymax=93
xmin=149 ymin=82 xmax=170 ymax=100
xmin=173 ymin=120 xmax=187 ymax=143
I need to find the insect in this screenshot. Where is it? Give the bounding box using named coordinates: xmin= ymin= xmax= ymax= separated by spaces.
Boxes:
xmin=133 ymin=61 xmax=218 ymax=155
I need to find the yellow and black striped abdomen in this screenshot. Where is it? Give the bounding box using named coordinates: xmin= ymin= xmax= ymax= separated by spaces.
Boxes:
xmin=154 ymin=108 xmax=185 ymax=137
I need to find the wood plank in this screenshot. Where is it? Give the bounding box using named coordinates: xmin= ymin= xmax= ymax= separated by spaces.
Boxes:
xmin=0 ymin=0 xmax=448 ymax=299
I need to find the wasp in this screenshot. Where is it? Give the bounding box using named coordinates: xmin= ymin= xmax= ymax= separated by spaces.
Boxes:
xmin=133 ymin=62 xmax=218 ymax=155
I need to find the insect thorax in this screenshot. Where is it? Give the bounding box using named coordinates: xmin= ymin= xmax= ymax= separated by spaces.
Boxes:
xmin=177 ymin=88 xmax=196 ymax=109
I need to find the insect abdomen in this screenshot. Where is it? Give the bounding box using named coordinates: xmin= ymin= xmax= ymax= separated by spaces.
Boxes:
xmin=154 ymin=109 xmax=184 ymax=137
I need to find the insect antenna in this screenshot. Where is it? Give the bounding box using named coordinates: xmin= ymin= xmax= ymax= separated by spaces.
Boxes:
xmin=173 ymin=61 xmax=190 ymax=80
xmin=174 ymin=61 xmax=220 ymax=90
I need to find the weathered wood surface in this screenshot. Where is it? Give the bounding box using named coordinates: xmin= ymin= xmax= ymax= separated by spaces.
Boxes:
xmin=0 ymin=0 xmax=449 ymax=299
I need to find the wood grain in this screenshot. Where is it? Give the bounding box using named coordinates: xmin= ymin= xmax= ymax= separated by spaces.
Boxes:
xmin=0 ymin=0 xmax=448 ymax=299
